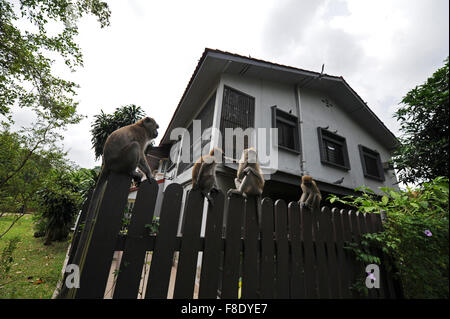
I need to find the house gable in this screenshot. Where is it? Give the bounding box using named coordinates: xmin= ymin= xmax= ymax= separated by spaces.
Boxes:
xmin=160 ymin=48 xmax=398 ymax=151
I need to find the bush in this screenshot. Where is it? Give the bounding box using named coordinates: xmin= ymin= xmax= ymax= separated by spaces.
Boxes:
xmin=328 ymin=177 xmax=449 ymax=299
xmin=35 ymin=170 xmax=82 ymax=245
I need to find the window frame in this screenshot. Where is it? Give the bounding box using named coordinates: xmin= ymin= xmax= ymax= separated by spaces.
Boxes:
xmin=317 ymin=127 xmax=351 ymax=170
xmin=271 ymin=106 xmax=301 ymax=154
xmin=358 ymin=144 xmax=385 ymax=181
xmin=220 ymin=85 xmax=256 ymax=160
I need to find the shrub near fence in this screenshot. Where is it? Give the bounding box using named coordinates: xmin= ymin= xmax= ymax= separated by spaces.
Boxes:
xmin=59 ymin=172 xmax=401 ymax=299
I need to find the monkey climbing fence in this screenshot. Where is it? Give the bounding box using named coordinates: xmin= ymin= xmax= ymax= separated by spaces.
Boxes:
xmin=58 ymin=172 xmax=402 ymax=299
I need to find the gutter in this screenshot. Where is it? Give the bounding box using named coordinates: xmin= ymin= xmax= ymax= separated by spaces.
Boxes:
xmin=295 ymin=84 xmax=306 ymax=175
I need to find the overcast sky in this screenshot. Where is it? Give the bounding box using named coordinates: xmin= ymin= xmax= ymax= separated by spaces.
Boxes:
xmin=12 ymin=0 xmax=449 ymax=169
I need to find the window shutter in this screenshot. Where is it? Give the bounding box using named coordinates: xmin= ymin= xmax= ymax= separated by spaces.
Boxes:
xmin=220 ymin=86 xmax=255 ymax=159
xmin=358 ymin=144 xmax=385 ymax=181
xmin=318 ymin=127 xmax=350 ymax=170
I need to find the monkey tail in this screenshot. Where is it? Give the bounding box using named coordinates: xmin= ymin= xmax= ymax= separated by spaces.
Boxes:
xmin=95 ymin=164 xmax=108 ymax=190
xmin=84 ymin=164 xmax=109 ymax=228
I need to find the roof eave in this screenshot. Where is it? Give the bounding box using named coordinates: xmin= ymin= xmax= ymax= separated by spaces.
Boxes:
xmin=159 ymin=48 xmax=399 ymax=150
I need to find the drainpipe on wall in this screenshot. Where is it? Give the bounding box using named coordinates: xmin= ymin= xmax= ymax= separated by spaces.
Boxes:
xmin=295 ymin=84 xmax=306 ymax=175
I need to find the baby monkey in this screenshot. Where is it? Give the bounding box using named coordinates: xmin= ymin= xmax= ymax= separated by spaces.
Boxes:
xmin=192 ymin=148 xmax=222 ymax=205
xmin=299 ymin=175 xmax=322 ymax=211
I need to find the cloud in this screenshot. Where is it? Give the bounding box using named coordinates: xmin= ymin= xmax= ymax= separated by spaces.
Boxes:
xmin=262 ymin=0 xmax=327 ymax=58
xmin=260 ymin=0 xmax=449 ymax=137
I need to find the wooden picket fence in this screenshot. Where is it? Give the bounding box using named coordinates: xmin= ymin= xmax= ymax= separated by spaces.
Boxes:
xmin=58 ymin=172 xmax=402 ymax=299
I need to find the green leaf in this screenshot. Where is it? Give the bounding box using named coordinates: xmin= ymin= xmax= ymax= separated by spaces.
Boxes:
xmin=390 ymin=191 xmax=401 ymax=199
xmin=419 ymin=201 xmax=429 ymax=208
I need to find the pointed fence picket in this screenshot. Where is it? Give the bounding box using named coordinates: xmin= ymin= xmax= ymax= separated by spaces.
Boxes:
xmin=60 ymin=172 xmax=402 ymax=299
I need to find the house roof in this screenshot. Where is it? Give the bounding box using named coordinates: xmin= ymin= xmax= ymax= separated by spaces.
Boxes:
xmin=160 ymin=48 xmax=399 ymax=150
xmin=145 ymin=144 xmax=172 ymax=168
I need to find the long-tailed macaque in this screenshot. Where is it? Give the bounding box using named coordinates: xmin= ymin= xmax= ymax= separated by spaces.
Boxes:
xmin=228 ymin=147 xmax=265 ymax=197
xmin=228 ymin=148 xmax=265 ymax=224
xmin=299 ymin=175 xmax=322 ymax=211
xmin=97 ymin=117 xmax=159 ymax=186
xmin=80 ymin=117 xmax=159 ymax=276
xmin=192 ymin=148 xmax=222 ymax=204
xmin=87 ymin=116 xmax=159 ymax=218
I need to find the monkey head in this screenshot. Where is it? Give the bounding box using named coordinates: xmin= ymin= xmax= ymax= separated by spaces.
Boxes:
xmin=301 ymin=175 xmax=313 ymax=184
xmin=139 ymin=117 xmax=159 ymax=139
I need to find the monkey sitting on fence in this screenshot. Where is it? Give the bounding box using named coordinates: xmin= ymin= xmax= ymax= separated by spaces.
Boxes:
xmin=191 ymin=148 xmax=222 ymax=205
xmin=98 ymin=117 xmax=159 ymax=185
xmin=298 ymin=175 xmax=322 ymax=211
xmin=228 ymin=148 xmax=265 ymax=225
xmin=228 ymin=147 xmax=265 ymax=198
xmin=88 ymin=116 xmax=159 ymax=215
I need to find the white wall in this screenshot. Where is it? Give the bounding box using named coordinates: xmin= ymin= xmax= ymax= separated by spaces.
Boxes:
xmin=219 ymin=73 xmax=398 ymax=193
xmin=299 ymin=88 xmax=398 ymax=191
xmin=220 ymin=73 xmax=302 ymax=177
xmin=166 ymin=72 xmax=398 ymax=195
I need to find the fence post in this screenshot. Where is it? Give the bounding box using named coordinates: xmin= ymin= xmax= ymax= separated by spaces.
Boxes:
xmin=74 ymin=172 xmax=131 ymax=299
xmin=288 ymin=201 xmax=304 ymax=298
xmin=198 ymin=191 xmax=225 ymax=298
xmin=259 ymin=198 xmax=275 ymax=299
xmin=113 ymin=179 xmax=159 ymax=298
xmin=145 ymin=183 xmax=183 ymax=299
xmin=221 ymin=194 xmax=245 ymax=299
xmin=241 ymin=196 xmax=260 ymax=298
xmin=274 ymin=200 xmax=289 ymax=299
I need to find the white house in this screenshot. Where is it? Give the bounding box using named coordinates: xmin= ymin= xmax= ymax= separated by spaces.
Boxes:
xmin=147 ymin=48 xmax=399 ymax=229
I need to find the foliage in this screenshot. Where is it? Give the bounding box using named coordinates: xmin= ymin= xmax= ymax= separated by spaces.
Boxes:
xmin=328 ymin=177 xmax=449 ymax=298
xmin=145 ymin=217 xmax=160 ymax=235
xmin=119 ymin=206 xmax=131 ymax=235
xmin=69 ymin=166 xmax=100 ymax=202
xmin=0 ymin=123 xmax=65 ymax=207
xmin=90 ymin=104 xmax=146 ymax=160
xmin=393 ymin=58 xmax=449 ymax=185
xmin=0 ymin=123 xmax=68 ymax=239
xmin=35 ymin=167 xmax=84 ymax=245
xmin=0 ymin=0 xmax=110 ymax=122
xmin=1 ymin=0 xmax=110 ymax=237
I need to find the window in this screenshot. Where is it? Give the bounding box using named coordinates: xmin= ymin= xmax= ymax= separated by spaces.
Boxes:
xmin=317 ymin=127 xmax=350 ymax=170
xmin=271 ymin=106 xmax=300 ymax=152
xmin=358 ymin=145 xmax=385 ymax=181
xmin=220 ymin=86 xmax=255 ymax=159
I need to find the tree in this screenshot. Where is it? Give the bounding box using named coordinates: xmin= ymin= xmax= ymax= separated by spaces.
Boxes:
xmin=35 ymin=166 xmax=83 ymax=245
xmin=0 ymin=0 xmax=110 ymax=123
xmin=90 ymin=104 xmax=146 ymax=160
xmin=0 ymin=0 xmax=110 ymax=236
xmin=328 ymin=177 xmax=449 ymax=298
xmin=393 ymin=58 xmax=449 ymax=185
xmin=70 ymin=167 xmax=100 ymax=201
xmin=0 ymin=124 xmax=66 ymax=239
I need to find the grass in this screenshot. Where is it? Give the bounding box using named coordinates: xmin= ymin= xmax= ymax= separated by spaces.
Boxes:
xmin=0 ymin=214 xmax=70 ymax=299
